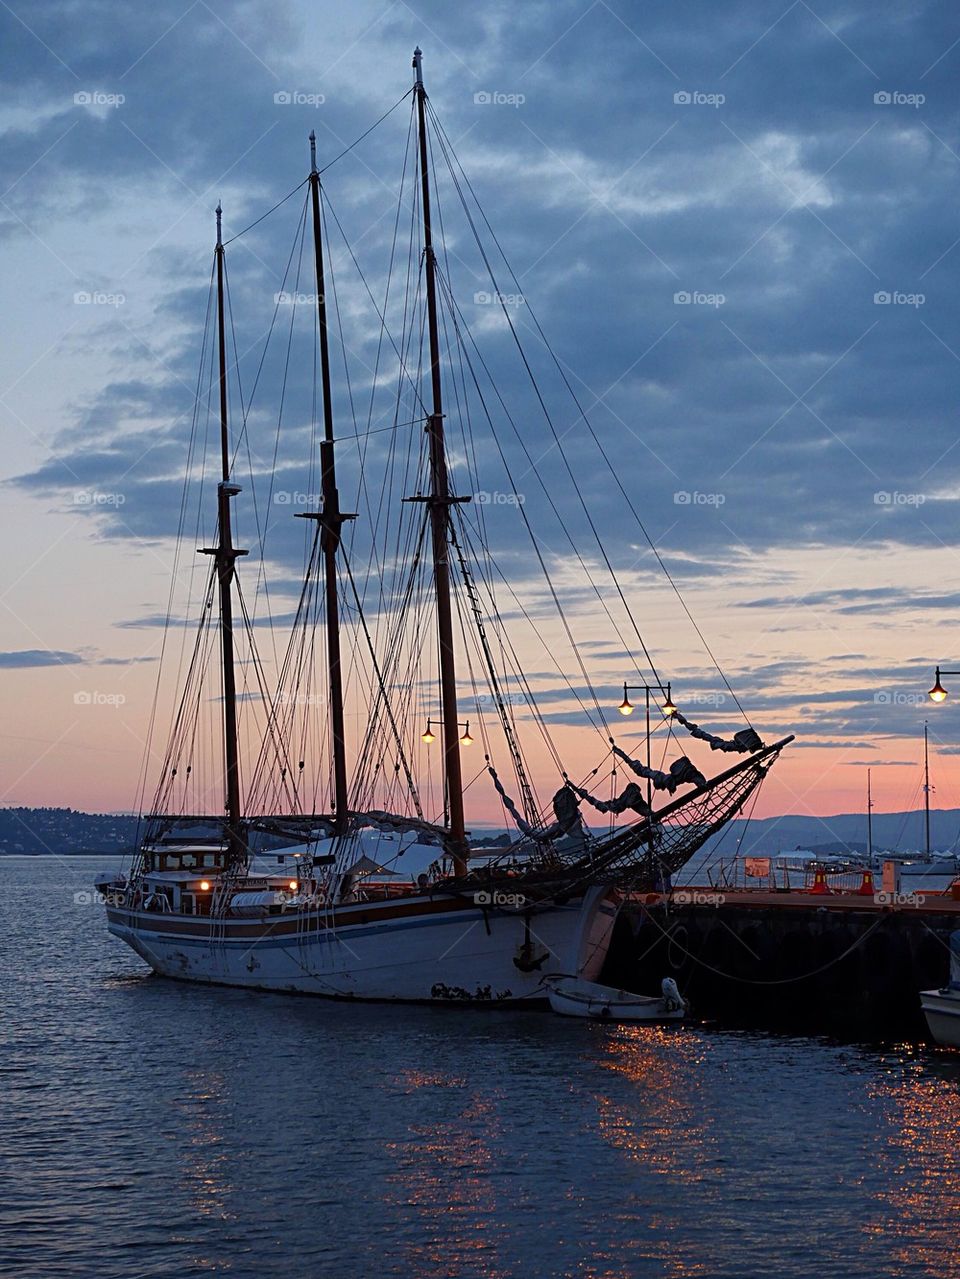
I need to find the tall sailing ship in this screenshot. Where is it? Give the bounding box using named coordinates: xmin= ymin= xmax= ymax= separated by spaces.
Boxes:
xmin=97 ymin=51 xmax=791 ymax=1004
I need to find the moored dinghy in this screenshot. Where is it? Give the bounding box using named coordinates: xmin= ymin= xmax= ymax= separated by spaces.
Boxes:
xmin=546 ymin=975 xmax=687 ymax=1022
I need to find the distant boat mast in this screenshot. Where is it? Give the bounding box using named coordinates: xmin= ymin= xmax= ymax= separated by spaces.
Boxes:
xmin=866 ymin=767 xmax=873 ymax=863
xmin=924 ymin=720 xmax=931 ymax=858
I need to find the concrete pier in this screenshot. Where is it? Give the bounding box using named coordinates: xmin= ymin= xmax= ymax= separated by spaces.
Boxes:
xmin=605 ymin=887 xmax=960 ymax=1037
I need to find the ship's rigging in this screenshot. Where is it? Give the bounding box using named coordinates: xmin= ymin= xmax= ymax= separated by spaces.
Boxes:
xmin=130 ymin=50 xmax=790 ymax=900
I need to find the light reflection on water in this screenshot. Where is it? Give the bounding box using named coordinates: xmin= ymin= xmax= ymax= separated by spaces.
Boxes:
xmin=2 ymin=859 xmax=960 ymax=1279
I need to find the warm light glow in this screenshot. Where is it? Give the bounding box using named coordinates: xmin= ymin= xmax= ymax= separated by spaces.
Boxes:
xmin=662 ymin=693 xmax=677 ymax=717
xmin=460 ymin=722 xmax=473 ymax=746
xmin=929 ymin=669 xmax=948 ymax=703
xmin=618 ymin=697 xmax=634 ymax=716
xmin=199 ymin=880 xmax=210 ymax=891
xmin=288 ymin=880 xmax=298 ymax=892
xmin=421 ymin=720 xmax=435 ymax=744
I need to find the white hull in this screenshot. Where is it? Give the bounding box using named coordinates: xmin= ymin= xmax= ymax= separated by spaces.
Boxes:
xmin=105 ymin=885 xmax=619 ymax=1005
xmin=920 ymin=988 xmax=960 ymax=1048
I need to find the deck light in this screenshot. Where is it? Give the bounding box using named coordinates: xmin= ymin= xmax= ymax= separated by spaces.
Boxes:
xmin=618 ymin=685 xmax=635 ymax=716
xmin=200 ymin=880 xmax=211 ymax=891
xmin=421 ymin=720 xmax=435 ymax=743
xmin=662 ymin=686 xmax=678 ymax=717
xmin=460 ymin=722 xmax=473 ymax=746
xmin=288 ymin=880 xmax=299 ymax=892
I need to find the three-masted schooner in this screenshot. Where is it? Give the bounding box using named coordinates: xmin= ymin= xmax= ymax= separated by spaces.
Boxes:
xmin=97 ymin=50 xmax=791 ymax=1004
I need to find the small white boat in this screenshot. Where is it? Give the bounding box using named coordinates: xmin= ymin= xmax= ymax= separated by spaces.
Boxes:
xmin=921 ymin=928 xmax=960 ymax=1048
xmin=546 ymin=975 xmax=686 ymax=1022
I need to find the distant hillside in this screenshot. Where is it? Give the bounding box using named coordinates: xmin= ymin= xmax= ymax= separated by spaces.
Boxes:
xmin=695 ymin=808 xmax=960 ymax=862
xmin=2 ymin=805 xmax=959 ymax=860
xmin=0 ymin=808 xmax=139 ymax=855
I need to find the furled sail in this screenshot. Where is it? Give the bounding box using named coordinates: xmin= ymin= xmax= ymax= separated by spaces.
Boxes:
xmin=354 ymin=811 xmax=446 ymax=842
xmin=674 ymin=712 xmax=764 ymax=754
xmin=488 ymin=768 xmax=586 ymax=841
xmin=610 ymin=743 xmax=707 ymax=794
xmin=565 ymin=778 xmax=651 ymax=816
xmin=489 ymin=764 xmax=540 ymax=836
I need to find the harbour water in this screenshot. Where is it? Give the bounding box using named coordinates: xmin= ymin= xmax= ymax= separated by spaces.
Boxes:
xmin=3 ymin=856 xmax=960 ymax=1279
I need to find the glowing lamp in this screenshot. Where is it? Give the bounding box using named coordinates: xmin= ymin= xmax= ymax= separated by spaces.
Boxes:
xmin=421 ymin=720 xmax=435 ymax=744
xmin=929 ymin=668 xmax=948 ymax=703
xmin=618 ymin=685 xmax=634 ymax=716
xmin=460 ymin=722 xmax=473 ymax=746
xmin=199 ymin=880 xmax=211 ymax=891
xmin=288 ymin=880 xmax=299 ymax=892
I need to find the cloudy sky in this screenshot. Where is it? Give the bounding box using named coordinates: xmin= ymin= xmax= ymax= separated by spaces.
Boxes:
xmin=3 ymin=0 xmax=960 ymax=828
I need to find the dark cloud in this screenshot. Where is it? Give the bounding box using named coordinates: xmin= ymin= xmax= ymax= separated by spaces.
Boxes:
xmin=5 ymin=0 xmax=960 ymax=781
xmin=0 ymin=649 xmax=83 ymax=668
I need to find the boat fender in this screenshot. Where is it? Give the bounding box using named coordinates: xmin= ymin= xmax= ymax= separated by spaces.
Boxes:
xmin=661 ymin=976 xmax=685 ymax=1012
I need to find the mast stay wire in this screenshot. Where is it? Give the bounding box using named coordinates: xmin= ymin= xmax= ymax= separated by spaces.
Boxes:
xmin=426 ymin=98 xmax=754 ymax=728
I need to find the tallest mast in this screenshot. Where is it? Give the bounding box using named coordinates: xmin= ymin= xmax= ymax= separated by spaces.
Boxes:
xmin=413 ymin=47 xmax=468 ymax=875
xmin=303 ymin=131 xmax=351 ymax=835
xmin=207 ymin=204 xmax=246 ymax=869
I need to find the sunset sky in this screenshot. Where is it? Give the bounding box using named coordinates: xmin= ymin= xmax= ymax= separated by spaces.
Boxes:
xmin=3 ymin=1 xmax=960 ymax=827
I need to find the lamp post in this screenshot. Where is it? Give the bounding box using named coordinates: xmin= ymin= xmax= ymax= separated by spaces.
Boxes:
xmin=422 ymin=718 xmax=473 ymax=747
xmin=617 ymin=681 xmax=677 ymax=811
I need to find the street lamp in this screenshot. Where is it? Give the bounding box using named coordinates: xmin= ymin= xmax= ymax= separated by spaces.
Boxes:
xmin=422 ymin=717 xmax=473 ymax=746
xmin=616 ymin=681 xmax=678 ymax=813
xmin=928 ymin=667 xmax=960 ymax=704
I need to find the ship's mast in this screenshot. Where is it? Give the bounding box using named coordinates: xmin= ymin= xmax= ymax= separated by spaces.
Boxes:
xmin=924 ymin=720 xmax=931 ymax=858
xmin=299 ymin=132 xmax=353 ymax=835
xmin=206 ymin=204 xmax=247 ymax=868
xmin=413 ymin=47 xmax=468 ymax=875
xmin=866 ymin=767 xmax=873 ymax=864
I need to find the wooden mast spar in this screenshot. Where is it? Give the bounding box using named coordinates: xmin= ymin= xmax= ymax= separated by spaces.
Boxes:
xmin=203 ymin=204 xmax=248 ymax=872
xmin=413 ymin=47 xmax=468 ymax=876
xmin=297 ymin=132 xmax=355 ymax=837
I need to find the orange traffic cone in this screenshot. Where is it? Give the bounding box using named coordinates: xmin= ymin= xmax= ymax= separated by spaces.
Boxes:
xmin=809 ymin=867 xmax=833 ymax=895
xmin=856 ymin=868 xmax=875 ymax=896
